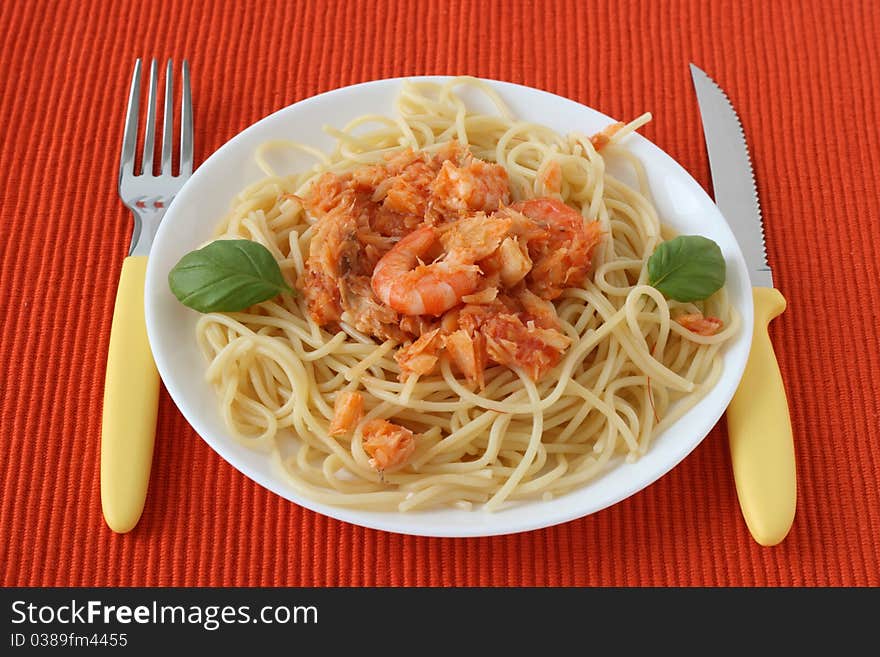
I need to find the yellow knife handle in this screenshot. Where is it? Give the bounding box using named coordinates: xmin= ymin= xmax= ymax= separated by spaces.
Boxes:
xmin=726 ymin=287 xmax=795 ymax=546
xmin=100 ymin=256 xmax=159 ymax=533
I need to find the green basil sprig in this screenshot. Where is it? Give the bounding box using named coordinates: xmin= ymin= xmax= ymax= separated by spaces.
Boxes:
xmin=168 ymin=239 xmax=294 ymax=313
xmin=647 ymin=235 xmax=725 ymax=302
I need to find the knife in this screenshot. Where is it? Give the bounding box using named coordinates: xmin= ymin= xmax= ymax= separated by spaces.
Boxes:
xmin=689 ymin=63 xmax=796 ymax=546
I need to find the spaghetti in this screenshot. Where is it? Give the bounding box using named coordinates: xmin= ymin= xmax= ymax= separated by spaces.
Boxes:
xmin=195 ymin=77 xmax=738 ymax=511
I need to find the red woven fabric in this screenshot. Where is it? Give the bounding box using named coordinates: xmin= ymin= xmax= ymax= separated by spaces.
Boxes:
xmin=2 ymin=0 xmax=878 ymax=587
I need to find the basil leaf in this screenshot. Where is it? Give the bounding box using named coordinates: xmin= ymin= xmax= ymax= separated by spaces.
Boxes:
xmin=647 ymin=235 xmax=726 ymax=302
xmin=168 ymin=239 xmax=294 ymax=313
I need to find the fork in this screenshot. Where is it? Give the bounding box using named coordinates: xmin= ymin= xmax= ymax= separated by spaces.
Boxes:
xmin=101 ymin=59 xmax=193 ymax=533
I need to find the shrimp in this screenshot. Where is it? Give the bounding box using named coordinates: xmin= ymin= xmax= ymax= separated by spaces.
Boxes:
xmin=676 ymin=313 xmax=723 ymax=336
xmin=430 ymin=154 xmax=510 ymax=219
xmin=360 ymin=418 xmax=416 ymax=473
xmin=509 ymin=198 xmax=603 ymax=299
xmin=370 ymin=225 xmax=480 ymax=316
xmin=328 ymin=391 xmax=364 ymax=436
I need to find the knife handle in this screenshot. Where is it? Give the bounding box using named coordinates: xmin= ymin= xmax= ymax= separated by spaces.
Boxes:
xmin=726 ymin=287 xmax=795 ymax=546
xmin=100 ymin=256 xmax=159 ymax=533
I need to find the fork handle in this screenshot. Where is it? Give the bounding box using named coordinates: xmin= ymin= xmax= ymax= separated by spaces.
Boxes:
xmin=100 ymin=256 xmax=159 ymax=533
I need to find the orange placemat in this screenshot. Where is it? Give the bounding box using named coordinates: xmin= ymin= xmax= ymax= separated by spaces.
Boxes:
xmin=1 ymin=0 xmax=878 ymax=587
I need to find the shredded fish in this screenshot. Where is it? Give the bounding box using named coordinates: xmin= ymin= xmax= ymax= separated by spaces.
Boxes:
xmin=298 ymin=143 xmax=603 ymax=385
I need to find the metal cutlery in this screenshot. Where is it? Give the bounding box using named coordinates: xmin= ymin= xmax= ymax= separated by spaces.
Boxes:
xmin=101 ymin=59 xmax=193 ymax=533
xmin=690 ymin=63 xmax=796 ymax=546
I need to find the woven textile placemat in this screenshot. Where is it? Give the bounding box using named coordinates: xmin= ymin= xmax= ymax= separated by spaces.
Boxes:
xmin=1 ymin=0 xmax=877 ymax=586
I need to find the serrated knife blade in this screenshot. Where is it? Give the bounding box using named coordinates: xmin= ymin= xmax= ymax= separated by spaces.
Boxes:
xmin=689 ymin=63 xmax=772 ymax=288
xmin=689 ymin=63 xmax=796 ymax=547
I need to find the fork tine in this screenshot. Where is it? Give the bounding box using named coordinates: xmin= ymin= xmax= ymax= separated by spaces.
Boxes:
xmin=160 ymin=59 xmax=174 ymax=176
xmin=119 ymin=59 xmax=141 ymax=181
xmin=179 ymin=60 xmax=193 ymax=178
xmin=140 ymin=59 xmax=159 ymax=176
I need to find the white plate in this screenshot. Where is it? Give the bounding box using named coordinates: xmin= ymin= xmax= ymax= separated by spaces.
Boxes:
xmin=145 ymin=76 xmax=753 ymax=537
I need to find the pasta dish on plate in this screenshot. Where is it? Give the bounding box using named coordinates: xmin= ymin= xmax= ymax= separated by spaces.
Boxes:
xmin=172 ymin=77 xmax=738 ymax=512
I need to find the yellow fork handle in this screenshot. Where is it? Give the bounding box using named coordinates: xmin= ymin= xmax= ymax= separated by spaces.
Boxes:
xmin=726 ymin=287 xmax=796 ymax=546
xmin=100 ymin=256 xmax=159 ymax=533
